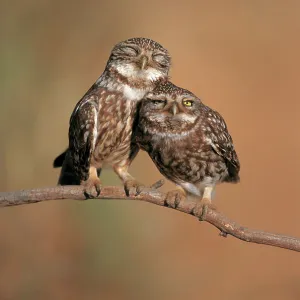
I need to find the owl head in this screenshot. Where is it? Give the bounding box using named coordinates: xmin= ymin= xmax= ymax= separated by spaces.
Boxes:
xmin=139 ymin=81 xmax=203 ymax=134
xmin=106 ymin=37 xmax=171 ymax=85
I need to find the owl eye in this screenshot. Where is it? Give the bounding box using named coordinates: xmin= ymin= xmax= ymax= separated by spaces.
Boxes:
xmin=152 ymin=54 xmax=169 ymax=67
xmin=120 ymin=46 xmax=139 ymax=56
xmin=183 ymin=100 xmax=194 ymax=107
xmin=151 ymin=99 xmax=166 ymax=107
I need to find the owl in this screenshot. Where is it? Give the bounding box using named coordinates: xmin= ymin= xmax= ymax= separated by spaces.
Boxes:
xmin=135 ymin=81 xmax=240 ymax=210
xmin=53 ymin=38 xmax=171 ymax=197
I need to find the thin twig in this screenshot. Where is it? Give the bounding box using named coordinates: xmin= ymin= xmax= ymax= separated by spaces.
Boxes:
xmin=0 ymin=184 xmax=299 ymax=252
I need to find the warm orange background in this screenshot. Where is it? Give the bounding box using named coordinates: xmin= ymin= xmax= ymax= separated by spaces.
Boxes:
xmin=1 ymin=1 xmax=300 ymax=299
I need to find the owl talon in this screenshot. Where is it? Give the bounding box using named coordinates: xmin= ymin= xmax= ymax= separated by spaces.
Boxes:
xmin=124 ymin=180 xmax=145 ymax=197
xmin=165 ymin=189 xmax=186 ymax=208
xmin=82 ymin=178 xmax=102 ymax=199
xmin=136 ymin=185 xmax=145 ymax=195
xmin=193 ymin=198 xmax=212 ymax=220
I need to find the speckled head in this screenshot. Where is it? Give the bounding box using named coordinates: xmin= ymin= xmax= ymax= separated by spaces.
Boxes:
xmin=140 ymin=81 xmax=203 ymax=133
xmin=106 ymin=37 xmax=171 ymax=87
xmin=150 ymin=81 xmax=196 ymax=98
xmin=124 ymin=37 xmax=169 ymax=54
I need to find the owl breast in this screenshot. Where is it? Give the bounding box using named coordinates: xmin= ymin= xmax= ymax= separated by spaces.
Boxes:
xmin=144 ymin=129 xmax=229 ymax=186
xmin=92 ymin=91 xmax=138 ymax=167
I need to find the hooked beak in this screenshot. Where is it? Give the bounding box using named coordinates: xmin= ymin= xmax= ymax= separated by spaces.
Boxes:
xmin=140 ymin=55 xmax=148 ymax=70
xmin=170 ymin=102 xmax=178 ymax=115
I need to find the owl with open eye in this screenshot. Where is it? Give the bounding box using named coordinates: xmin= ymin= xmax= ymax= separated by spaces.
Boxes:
xmin=135 ymin=81 xmax=240 ymax=210
xmin=53 ymin=38 xmax=171 ymax=197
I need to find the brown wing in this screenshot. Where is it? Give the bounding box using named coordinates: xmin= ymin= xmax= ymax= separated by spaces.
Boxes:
xmin=52 ymin=84 xmax=100 ymax=169
xmin=68 ymin=92 xmax=100 ymax=181
xmin=202 ymin=105 xmax=240 ymax=181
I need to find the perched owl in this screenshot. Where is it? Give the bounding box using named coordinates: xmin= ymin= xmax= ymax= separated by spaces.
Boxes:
xmin=53 ymin=38 xmax=171 ymax=197
xmin=135 ymin=81 xmax=240 ymax=209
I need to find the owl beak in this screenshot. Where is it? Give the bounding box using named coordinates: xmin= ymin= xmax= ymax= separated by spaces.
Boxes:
xmin=140 ymin=55 xmax=149 ymax=70
xmin=170 ymin=103 xmax=178 ymax=115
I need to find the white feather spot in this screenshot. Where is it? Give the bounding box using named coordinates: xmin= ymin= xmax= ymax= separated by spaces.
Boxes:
xmin=84 ymin=131 xmax=89 ymax=143
xmin=91 ymin=106 xmax=98 ymax=150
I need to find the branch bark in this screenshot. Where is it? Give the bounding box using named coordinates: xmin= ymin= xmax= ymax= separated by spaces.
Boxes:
xmin=0 ymin=184 xmax=299 ymax=252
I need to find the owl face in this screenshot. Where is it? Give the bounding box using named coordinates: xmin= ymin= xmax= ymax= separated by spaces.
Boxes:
xmin=107 ymin=38 xmax=171 ymax=84
xmin=140 ymin=82 xmax=202 ymax=134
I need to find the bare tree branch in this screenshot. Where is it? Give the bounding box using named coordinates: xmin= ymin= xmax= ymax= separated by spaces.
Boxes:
xmin=0 ymin=184 xmax=299 ymax=252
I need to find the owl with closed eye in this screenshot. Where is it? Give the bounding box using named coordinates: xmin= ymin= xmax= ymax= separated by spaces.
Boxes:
xmin=135 ymin=81 xmax=240 ymax=209
xmin=53 ymin=37 xmax=171 ymax=197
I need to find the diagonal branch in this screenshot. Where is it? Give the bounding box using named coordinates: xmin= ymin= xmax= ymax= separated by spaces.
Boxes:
xmin=0 ymin=184 xmax=299 ymax=252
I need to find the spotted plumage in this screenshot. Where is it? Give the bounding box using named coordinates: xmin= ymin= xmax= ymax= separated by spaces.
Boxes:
xmin=53 ymin=37 xmax=171 ymax=196
xmin=135 ymin=81 xmax=240 ymax=206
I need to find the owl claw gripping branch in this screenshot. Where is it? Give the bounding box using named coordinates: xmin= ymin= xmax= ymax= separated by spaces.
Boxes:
xmin=53 ymin=38 xmax=171 ymax=198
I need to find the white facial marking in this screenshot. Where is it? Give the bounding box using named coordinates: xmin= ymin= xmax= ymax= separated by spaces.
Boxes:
xmin=173 ymin=114 xmax=197 ymax=123
xmin=148 ymin=113 xmax=196 ymax=124
xmin=115 ymin=63 xmax=163 ymax=82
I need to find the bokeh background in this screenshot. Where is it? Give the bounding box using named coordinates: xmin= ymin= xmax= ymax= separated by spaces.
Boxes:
xmin=1 ymin=0 xmax=300 ymax=299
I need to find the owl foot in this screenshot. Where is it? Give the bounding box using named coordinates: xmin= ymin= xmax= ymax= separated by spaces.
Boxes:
xmin=124 ymin=179 xmax=145 ymax=197
xmin=82 ymin=177 xmax=102 ymax=199
xmin=165 ymin=189 xmax=186 ymax=209
xmin=193 ymin=198 xmax=215 ymax=220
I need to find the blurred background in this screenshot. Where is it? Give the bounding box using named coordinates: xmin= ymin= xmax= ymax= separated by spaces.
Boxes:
xmin=1 ymin=0 xmax=300 ymax=299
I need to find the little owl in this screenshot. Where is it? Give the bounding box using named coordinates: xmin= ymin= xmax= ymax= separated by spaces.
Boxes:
xmin=135 ymin=81 xmax=240 ymax=210
xmin=53 ymin=38 xmax=171 ymax=197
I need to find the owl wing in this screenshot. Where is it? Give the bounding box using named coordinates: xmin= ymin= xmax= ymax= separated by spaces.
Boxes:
xmin=68 ymin=90 xmax=100 ymax=181
xmin=203 ymin=106 xmax=240 ymax=180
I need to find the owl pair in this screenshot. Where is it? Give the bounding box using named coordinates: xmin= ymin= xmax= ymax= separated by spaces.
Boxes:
xmin=54 ymin=37 xmax=240 ymax=210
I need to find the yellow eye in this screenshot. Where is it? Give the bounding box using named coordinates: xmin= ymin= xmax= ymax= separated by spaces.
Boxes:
xmin=183 ymin=100 xmax=193 ymax=107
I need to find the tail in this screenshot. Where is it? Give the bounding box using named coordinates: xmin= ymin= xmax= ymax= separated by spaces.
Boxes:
xmin=53 ymin=149 xmax=68 ymax=168
xmin=56 ymin=150 xmax=81 ymax=185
